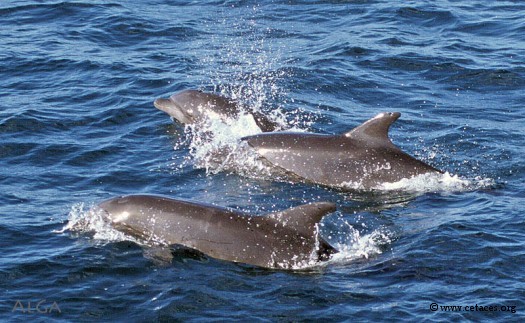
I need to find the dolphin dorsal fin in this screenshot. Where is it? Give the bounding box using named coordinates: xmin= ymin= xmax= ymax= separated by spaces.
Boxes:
xmin=267 ymin=202 xmax=336 ymax=235
xmin=344 ymin=112 xmax=401 ymax=145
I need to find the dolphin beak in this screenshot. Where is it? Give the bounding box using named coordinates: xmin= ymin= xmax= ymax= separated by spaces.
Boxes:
xmin=97 ymin=200 xmax=130 ymax=224
xmin=153 ymin=97 xmax=193 ymax=124
xmin=97 ymin=200 xmax=114 ymax=220
xmin=153 ymin=98 xmax=174 ymax=113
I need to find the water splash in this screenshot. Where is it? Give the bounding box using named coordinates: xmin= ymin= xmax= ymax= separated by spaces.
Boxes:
xmin=266 ymin=214 xmax=396 ymax=270
xmin=182 ymin=114 xmax=268 ymax=176
xmin=318 ymin=215 xmax=394 ymax=267
xmin=173 ymin=3 xmax=319 ymax=180
xmin=57 ymin=202 xmax=135 ymax=243
xmin=197 ymin=5 xmax=292 ymax=120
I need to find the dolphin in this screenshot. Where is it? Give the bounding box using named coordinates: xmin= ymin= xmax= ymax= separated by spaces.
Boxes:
xmin=241 ymin=112 xmax=442 ymax=190
xmin=98 ymin=194 xmax=338 ymax=269
xmin=154 ymin=90 xmax=280 ymax=132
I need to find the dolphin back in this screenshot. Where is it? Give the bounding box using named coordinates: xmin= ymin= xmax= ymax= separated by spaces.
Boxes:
xmin=241 ymin=112 xmax=442 ymax=189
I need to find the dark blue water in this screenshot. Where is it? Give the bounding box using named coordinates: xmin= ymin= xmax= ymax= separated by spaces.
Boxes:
xmin=2 ymin=1 xmax=524 ymax=321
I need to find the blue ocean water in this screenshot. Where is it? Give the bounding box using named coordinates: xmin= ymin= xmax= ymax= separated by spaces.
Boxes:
xmin=1 ymin=0 xmax=524 ymax=321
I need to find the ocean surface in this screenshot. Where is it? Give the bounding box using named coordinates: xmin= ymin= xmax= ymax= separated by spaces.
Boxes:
xmin=1 ymin=0 xmax=524 ymax=321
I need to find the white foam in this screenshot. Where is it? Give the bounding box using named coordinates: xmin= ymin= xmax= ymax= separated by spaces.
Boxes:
xmin=337 ymin=171 xmax=495 ymax=194
xmin=330 ymin=229 xmax=391 ymax=262
xmin=377 ymin=171 xmax=495 ymax=193
xmin=184 ymin=115 xmax=264 ymax=175
xmin=321 ymin=216 xmax=393 ymax=266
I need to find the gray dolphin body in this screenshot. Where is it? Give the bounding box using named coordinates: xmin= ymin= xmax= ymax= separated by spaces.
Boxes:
xmin=242 ymin=112 xmax=442 ymax=190
xmin=154 ymin=90 xmax=279 ymax=132
xmin=98 ymin=195 xmax=337 ymax=269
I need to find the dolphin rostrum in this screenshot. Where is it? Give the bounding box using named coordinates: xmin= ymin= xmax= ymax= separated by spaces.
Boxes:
xmin=98 ymin=195 xmax=338 ymax=269
xmin=242 ymin=112 xmax=442 ymax=190
xmin=154 ymin=90 xmax=280 ymax=132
